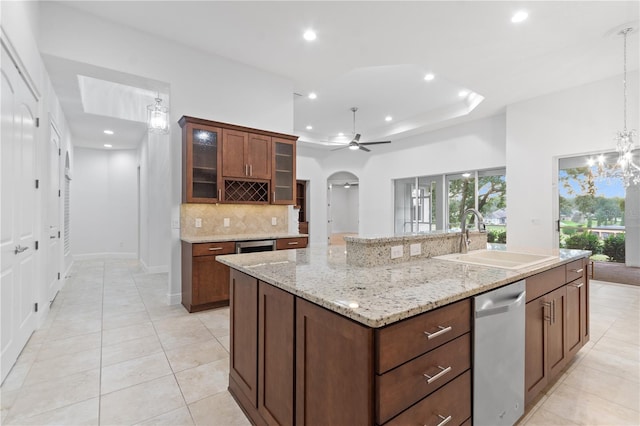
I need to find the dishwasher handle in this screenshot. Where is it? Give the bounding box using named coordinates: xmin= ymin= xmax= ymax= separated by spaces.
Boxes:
xmin=475 ymin=291 xmax=526 ymax=319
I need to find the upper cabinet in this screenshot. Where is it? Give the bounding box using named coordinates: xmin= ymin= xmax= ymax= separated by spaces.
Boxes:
xmin=221 ymin=130 xmax=272 ymax=180
xmin=180 ymin=116 xmax=297 ymax=205
xmin=180 ymin=118 xmax=222 ymax=203
xmin=272 ymin=138 xmax=296 ymax=205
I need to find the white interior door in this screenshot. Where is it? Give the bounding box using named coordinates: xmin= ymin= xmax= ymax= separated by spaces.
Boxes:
xmin=1 ymin=45 xmax=38 ymax=383
xmin=48 ymin=124 xmax=61 ymax=302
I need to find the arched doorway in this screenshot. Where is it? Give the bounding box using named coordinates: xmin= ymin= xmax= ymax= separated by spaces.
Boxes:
xmin=327 ymin=171 xmax=359 ymax=246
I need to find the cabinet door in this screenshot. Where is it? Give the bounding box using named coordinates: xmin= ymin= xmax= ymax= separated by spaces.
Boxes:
xmin=296 ymin=299 xmax=373 ymax=425
xmin=566 ymin=278 xmax=586 ymax=358
xmin=192 ymin=255 xmax=230 ymax=305
xmin=258 ymin=282 xmax=294 ymax=426
xmin=183 ymin=123 xmax=221 ymax=203
xmin=272 ymin=139 xmax=296 ymax=205
xmin=525 ymin=298 xmax=547 ymax=405
xmin=547 ymin=286 xmax=567 ymax=379
xmin=247 ymin=134 xmax=272 ymax=179
xmin=229 ymin=270 xmax=258 ymax=407
xmin=222 ymin=129 xmax=248 ymax=178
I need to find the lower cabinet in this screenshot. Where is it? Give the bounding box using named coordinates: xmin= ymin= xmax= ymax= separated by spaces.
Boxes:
xmin=525 ymin=259 xmax=589 ymax=405
xmin=181 ymin=241 xmax=235 ymax=312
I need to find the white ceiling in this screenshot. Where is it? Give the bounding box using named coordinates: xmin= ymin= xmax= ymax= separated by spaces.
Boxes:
xmin=47 ymin=1 xmax=639 ymax=150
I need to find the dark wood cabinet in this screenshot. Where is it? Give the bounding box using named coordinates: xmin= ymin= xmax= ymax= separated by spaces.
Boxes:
xmin=180 ymin=118 xmax=222 ymax=203
xmin=258 ymin=281 xmax=294 ymax=426
xmin=180 ymin=116 xmax=297 ymax=205
xmin=296 ymin=298 xmax=374 ymax=426
xmin=222 ymin=129 xmax=272 ymax=180
xmin=229 ymin=269 xmax=259 ymax=408
xmin=272 ymin=139 xmax=296 ymax=205
xmin=275 ymin=237 xmax=308 ymax=250
xmin=181 ymin=241 xmax=235 ymax=312
xmin=525 ymin=261 xmax=589 ymax=406
xmin=296 ymin=180 xmax=308 ymax=235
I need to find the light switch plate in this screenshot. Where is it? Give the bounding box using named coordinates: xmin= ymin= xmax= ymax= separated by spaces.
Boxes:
xmin=272 ymin=217 xmax=277 ymax=226
xmin=223 ymin=218 xmax=230 ymax=227
xmin=195 ymin=218 xmax=202 ymax=228
xmin=391 ymin=245 xmax=403 ymax=259
xmin=410 ymin=243 xmax=421 ymax=256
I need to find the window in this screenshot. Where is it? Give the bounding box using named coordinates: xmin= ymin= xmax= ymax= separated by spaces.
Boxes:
xmin=394 ymin=168 xmax=506 ymax=236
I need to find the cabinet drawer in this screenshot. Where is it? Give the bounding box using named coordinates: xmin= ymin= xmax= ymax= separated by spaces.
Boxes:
xmin=376 ymin=334 xmax=470 ymax=424
xmin=384 ymin=370 xmax=471 ymax=426
xmin=566 ymin=259 xmax=586 ymax=282
xmin=526 ymin=265 xmax=565 ymax=302
xmin=193 ymin=242 xmax=236 ymax=256
xmin=276 ymin=237 xmax=308 ymax=250
xmin=376 ymin=299 xmax=470 ymax=374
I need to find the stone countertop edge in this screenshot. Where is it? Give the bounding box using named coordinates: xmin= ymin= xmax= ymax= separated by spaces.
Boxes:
xmin=181 ymin=233 xmax=309 ymax=243
xmin=216 ymin=247 xmax=591 ymax=329
xmin=344 ymin=230 xmax=463 ymax=244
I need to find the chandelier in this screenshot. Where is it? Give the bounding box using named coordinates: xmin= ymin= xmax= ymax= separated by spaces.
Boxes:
xmin=147 ymin=93 xmax=170 ymax=134
xmin=588 ymin=27 xmax=639 ymax=187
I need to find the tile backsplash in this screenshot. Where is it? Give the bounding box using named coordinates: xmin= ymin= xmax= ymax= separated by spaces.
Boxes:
xmin=181 ymin=204 xmax=289 ymax=237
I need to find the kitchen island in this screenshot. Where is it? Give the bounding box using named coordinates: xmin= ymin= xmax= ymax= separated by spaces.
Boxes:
xmin=217 ymin=246 xmax=590 ymax=426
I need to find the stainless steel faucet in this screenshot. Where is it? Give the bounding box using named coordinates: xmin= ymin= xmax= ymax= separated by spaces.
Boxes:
xmin=460 ymin=208 xmax=486 ymax=254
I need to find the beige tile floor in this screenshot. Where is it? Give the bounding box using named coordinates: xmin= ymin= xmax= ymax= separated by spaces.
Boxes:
xmin=1 ymin=259 xmax=638 ymax=425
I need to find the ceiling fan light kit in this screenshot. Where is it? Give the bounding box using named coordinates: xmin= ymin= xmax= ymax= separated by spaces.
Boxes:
xmin=332 ymin=107 xmax=392 ymax=152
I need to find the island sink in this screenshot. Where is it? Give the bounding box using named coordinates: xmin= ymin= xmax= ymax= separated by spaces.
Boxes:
xmin=435 ymin=249 xmax=558 ymax=270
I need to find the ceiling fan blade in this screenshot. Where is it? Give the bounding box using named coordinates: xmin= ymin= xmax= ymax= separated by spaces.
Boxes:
xmin=359 ymin=141 xmax=391 ymax=146
xmin=359 ymin=146 xmax=371 ymax=152
xmin=331 ymin=145 xmax=349 ymax=152
xmin=353 ymin=133 xmax=361 ymax=142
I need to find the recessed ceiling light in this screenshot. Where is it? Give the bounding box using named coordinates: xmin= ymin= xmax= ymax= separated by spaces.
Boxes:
xmin=103 ymin=129 xmax=114 ymax=135
xmin=424 ymin=73 xmax=435 ymax=81
xmin=385 ymin=116 xmax=393 ymax=122
xmin=511 ymin=10 xmax=528 ymax=23
xmin=303 ymin=29 xmax=317 ymax=41
xmin=104 ymin=144 xmax=113 ymax=148
xmin=458 ymin=90 xmax=469 ymax=98
xmin=306 ymin=125 xmax=313 ymax=130
xmin=308 ymin=92 xmax=317 ymax=100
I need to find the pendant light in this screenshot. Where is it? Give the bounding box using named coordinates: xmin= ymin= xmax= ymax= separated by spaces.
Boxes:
xmin=147 ymin=93 xmax=170 ymax=134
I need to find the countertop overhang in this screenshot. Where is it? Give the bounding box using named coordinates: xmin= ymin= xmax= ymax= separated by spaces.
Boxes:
xmin=217 ymin=246 xmax=590 ymax=328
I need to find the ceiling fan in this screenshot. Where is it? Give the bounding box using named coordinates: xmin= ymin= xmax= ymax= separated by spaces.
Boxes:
xmin=332 ymin=107 xmax=392 ymax=152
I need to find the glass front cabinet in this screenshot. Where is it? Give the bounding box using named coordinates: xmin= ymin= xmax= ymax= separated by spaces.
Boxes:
xmin=272 ymin=138 xmax=296 ymax=205
xmin=181 ymin=117 xmax=222 ymax=203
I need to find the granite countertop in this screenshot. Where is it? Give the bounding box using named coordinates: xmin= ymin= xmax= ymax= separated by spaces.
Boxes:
xmin=216 ymin=246 xmax=590 ymax=328
xmin=181 ymin=233 xmax=308 ymax=243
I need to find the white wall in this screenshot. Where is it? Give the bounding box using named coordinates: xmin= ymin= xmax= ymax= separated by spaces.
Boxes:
xmin=1 ymin=1 xmax=74 ymax=327
xmin=506 ymin=72 xmax=639 ymax=257
xmin=71 ymin=148 xmax=138 ymax=257
xmin=38 ymin=2 xmax=294 ymax=303
xmin=330 ymin=186 xmax=359 ymax=233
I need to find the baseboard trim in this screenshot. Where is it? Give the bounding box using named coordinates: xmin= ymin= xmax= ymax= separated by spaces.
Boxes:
xmin=166 ymin=292 xmax=181 ymax=305
xmin=139 ymin=258 xmax=169 ymax=274
xmin=73 ymin=252 xmax=137 ymax=261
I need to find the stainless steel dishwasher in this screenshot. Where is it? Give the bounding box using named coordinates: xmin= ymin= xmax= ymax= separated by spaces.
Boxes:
xmin=474 ymin=280 xmax=526 ymax=426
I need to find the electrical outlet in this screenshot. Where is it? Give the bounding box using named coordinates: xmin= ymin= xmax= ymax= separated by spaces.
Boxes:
xmin=171 ymin=219 xmax=180 ymax=229
xmin=410 ymin=243 xmax=421 ymax=256
xmin=195 ymin=218 xmax=202 ymax=228
xmin=391 ymin=245 xmax=403 ymax=259
xmin=272 ymin=217 xmax=277 ymax=226
xmin=224 ymin=218 xmax=230 ymax=227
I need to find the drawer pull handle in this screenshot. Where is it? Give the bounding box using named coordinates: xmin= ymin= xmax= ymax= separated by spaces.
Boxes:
xmin=570 ymin=282 xmax=584 ymax=288
xmin=433 ymin=414 xmax=452 ymax=426
xmin=208 ymin=247 xmax=223 ymax=251
xmin=288 ymin=241 xmax=299 ymax=245
xmin=571 ymin=268 xmax=584 ymax=274
xmin=424 ymin=325 xmax=452 ymax=340
xmin=423 ymin=365 xmax=451 ymax=384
